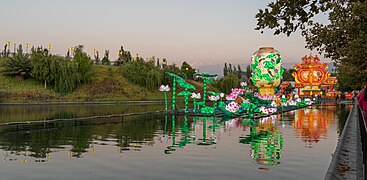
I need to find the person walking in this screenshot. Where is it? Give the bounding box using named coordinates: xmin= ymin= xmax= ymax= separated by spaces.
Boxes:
xmin=356 ymin=85 xmax=367 ymax=112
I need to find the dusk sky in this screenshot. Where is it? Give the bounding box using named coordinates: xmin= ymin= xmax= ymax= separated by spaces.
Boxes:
xmin=0 ymin=0 xmax=330 ymax=74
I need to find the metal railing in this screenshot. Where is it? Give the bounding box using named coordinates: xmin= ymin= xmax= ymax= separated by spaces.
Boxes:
xmin=358 ymin=106 xmax=367 ymax=179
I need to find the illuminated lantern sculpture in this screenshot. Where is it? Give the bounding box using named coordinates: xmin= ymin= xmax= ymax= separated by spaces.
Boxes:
xmin=322 ymin=77 xmax=338 ymax=98
xmin=251 ymin=47 xmax=284 ymax=96
xmin=292 ymin=55 xmax=330 ymax=96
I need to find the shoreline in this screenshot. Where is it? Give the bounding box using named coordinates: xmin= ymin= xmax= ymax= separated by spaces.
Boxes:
xmin=0 ymin=100 xmax=167 ymax=106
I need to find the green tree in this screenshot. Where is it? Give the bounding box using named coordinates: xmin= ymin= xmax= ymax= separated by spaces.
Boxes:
xmin=213 ymin=74 xmax=239 ymax=94
xmin=223 ymin=63 xmax=228 ymax=76
xmin=180 ymin=61 xmax=195 ymax=79
xmin=73 ymin=45 xmax=93 ymax=84
xmin=282 ymin=68 xmax=296 ymax=81
xmin=101 ymin=50 xmax=110 ymax=65
xmin=0 ymin=45 xmax=32 ymax=80
xmin=237 ymin=64 xmax=243 ymax=80
xmin=245 ymin=64 xmax=251 ymax=80
xmin=121 ymin=58 xmax=162 ymax=91
xmin=255 ymin=0 xmax=367 ymax=89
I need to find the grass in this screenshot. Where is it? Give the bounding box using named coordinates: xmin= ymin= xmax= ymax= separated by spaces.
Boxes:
xmin=0 ymin=64 xmax=218 ymax=103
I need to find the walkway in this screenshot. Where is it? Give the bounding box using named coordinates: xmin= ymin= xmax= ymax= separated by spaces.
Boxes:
xmin=325 ymin=104 xmax=364 ymax=179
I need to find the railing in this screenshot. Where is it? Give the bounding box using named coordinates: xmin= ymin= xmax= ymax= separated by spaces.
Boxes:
xmin=358 ymin=106 xmax=367 ymax=179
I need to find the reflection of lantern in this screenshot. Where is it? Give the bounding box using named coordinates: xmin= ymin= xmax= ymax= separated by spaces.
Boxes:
xmin=251 ymin=47 xmax=283 ymax=95
xmin=239 ymin=117 xmax=283 ymax=165
xmin=293 ymin=108 xmax=333 ymax=146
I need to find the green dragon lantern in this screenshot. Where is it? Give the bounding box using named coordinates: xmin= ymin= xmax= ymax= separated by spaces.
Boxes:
xmin=251 ymin=47 xmax=284 ymax=96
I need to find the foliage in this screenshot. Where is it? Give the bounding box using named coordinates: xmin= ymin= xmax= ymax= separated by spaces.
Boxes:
xmin=73 ymin=45 xmax=94 ymax=84
xmin=115 ymin=46 xmax=132 ymax=66
xmin=0 ymin=45 xmax=32 ymax=80
xmin=94 ymin=51 xmax=100 ymax=64
xmin=101 ymin=50 xmax=111 ymax=65
xmin=31 ymin=46 xmax=93 ymax=94
xmin=32 ymin=55 xmax=80 ymax=94
xmin=282 ymin=68 xmax=296 ymax=81
xmin=121 ymin=59 xmax=162 ymax=91
xmin=180 ymin=61 xmax=196 ymax=80
xmin=255 ymin=0 xmax=367 ymax=89
xmin=212 ymin=74 xmax=239 ymax=94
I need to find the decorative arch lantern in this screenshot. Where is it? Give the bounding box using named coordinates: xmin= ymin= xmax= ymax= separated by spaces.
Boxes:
xmin=292 ymin=55 xmax=330 ymax=96
xmin=251 ymin=47 xmax=284 ymax=96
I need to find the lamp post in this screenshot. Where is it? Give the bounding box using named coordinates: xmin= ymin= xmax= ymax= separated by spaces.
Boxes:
xmin=47 ymin=45 xmax=52 ymax=53
xmin=5 ymin=42 xmax=12 ymax=55
xmin=25 ymin=43 xmax=30 ymax=54
xmin=92 ymin=49 xmax=97 ymax=57
xmin=70 ymin=47 xmax=75 ymax=57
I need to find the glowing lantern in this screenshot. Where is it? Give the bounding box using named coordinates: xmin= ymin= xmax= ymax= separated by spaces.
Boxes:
xmin=251 ymin=47 xmax=283 ymax=95
xmin=292 ymin=55 xmax=331 ymax=96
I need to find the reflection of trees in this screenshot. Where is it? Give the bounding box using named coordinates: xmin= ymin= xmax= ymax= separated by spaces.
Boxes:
xmin=0 ymin=104 xmax=165 ymax=123
xmin=293 ymin=108 xmax=332 ymax=145
xmin=239 ymin=116 xmax=283 ymax=165
xmin=0 ymin=126 xmax=93 ymax=159
xmin=111 ymin=116 xmax=160 ymax=152
xmin=0 ymin=115 xmax=162 ymax=161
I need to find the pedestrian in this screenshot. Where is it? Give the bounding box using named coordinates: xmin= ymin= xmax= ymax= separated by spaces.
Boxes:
xmin=356 ymin=85 xmax=367 ymax=112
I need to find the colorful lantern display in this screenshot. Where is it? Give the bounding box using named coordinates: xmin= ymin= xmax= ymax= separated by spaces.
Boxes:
xmin=251 ymin=47 xmax=284 ymax=96
xmin=292 ymin=55 xmax=333 ymax=96
xmin=321 ymin=77 xmax=338 ymax=98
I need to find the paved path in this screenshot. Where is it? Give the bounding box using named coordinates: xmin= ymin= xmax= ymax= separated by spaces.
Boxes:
xmin=325 ymin=104 xmax=364 ymax=180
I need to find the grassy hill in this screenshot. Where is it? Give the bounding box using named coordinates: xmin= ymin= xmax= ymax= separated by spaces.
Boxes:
xmin=0 ymin=65 xmax=218 ymax=103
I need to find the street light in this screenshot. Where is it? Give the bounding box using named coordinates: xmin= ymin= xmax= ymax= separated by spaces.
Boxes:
xmin=48 ymin=45 xmax=52 ymax=53
xmin=25 ymin=43 xmax=30 ymax=54
xmin=5 ymin=42 xmax=12 ymax=53
xmin=70 ymin=47 xmax=74 ymax=56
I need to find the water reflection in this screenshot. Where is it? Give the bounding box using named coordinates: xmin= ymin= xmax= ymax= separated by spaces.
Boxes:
xmin=239 ymin=116 xmax=283 ymax=165
xmin=0 ymin=103 xmax=165 ymax=123
xmin=0 ymin=105 xmax=347 ymax=166
xmin=293 ymin=107 xmax=335 ymax=147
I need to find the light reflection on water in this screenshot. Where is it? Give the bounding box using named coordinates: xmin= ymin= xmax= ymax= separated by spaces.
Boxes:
xmin=0 ymin=103 xmax=351 ymax=180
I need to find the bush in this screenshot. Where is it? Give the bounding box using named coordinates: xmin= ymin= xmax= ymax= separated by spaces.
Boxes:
xmin=212 ymin=74 xmax=239 ymax=94
xmin=0 ymin=45 xmax=32 ymax=80
xmin=121 ymin=59 xmax=162 ymax=91
xmin=31 ymin=46 xmax=93 ymax=94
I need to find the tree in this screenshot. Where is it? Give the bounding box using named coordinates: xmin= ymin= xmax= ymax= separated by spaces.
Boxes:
xmin=255 ymin=0 xmax=367 ymax=89
xmin=0 ymin=45 xmax=32 ymax=80
xmin=223 ymin=63 xmax=228 ymax=76
xmin=101 ymin=50 xmax=110 ymax=65
xmin=228 ymin=63 xmax=233 ymax=74
xmin=245 ymin=65 xmax=251 ymax=80
xmin=115 ymin=46 xmax=124 ymax=66
xmin=282 ymin=68 xmax=296 ymax=81
xmin=237 ymin=64 xmax=243 ymax=80
xmin=212 ymin=74 xmax=239 ymax=94
xmin=156 ymin=58 xmax=160 ymax=68
xmin=180 ymin=61 xmax=195 ymax=79
xmin=94 ymin=51 xmax=100 ymax=64
xmin=73 ymin=45 xmax=93 ymax=84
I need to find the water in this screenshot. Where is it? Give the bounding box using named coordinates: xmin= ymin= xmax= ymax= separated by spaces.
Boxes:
xmin=0 ymin=103 xmax=351 ymax=180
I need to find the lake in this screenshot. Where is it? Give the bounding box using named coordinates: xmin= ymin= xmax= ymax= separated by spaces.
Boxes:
xmin=0 ymin=103 xmax=350 ymax=180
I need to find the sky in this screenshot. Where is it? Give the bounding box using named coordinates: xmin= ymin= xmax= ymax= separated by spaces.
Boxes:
xmin=0 ymin=0 xmax=330 ymax=75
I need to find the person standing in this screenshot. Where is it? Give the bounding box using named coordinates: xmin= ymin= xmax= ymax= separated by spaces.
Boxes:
xmin=356 ymin=85 xmax=367 ymax=112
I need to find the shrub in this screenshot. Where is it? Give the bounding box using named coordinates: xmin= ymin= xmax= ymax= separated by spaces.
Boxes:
xmin=121 ymin=59 xmax=162 ymax=91
xmin=0 ymin=45 xmax=32 ymax=80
